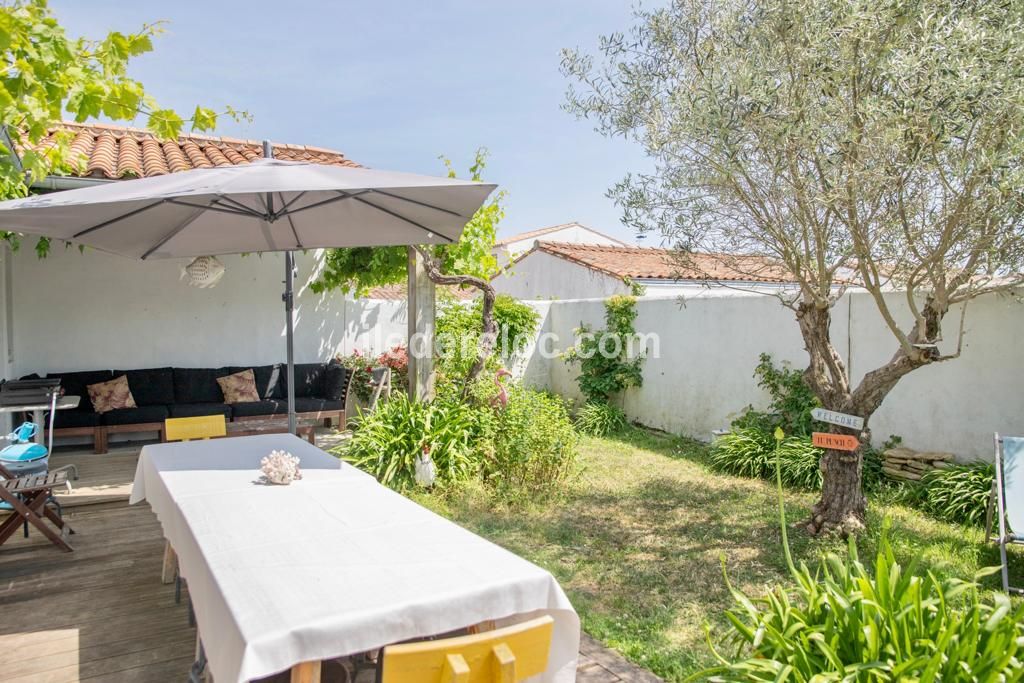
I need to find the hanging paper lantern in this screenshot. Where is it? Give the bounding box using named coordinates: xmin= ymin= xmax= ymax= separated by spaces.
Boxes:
xmin=183 ymin=256 xmax=225 ymax=288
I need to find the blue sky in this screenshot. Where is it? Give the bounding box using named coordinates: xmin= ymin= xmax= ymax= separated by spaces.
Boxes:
xmin=51 ymin=1 xmax=652 ymax=244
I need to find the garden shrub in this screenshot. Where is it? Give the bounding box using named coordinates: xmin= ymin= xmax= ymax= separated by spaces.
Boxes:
xmin=575 ymin=401 xmax=628 ymax=437
xmin=480 ymin=386 xmax=579 ymax=494
xmin=732 ymin=352 xmax=819 ymax=437
xmin=436 ymin=294 xmax=539 ymax=380
xmin=701 ymin=520 xmax=1024 ymax=681
xmin=341 ymin=393 xmax=482 ymax=490
xmin=710 ymin=426 xmax=823 ymax=490
xmin=913 ymin=461 xmax=995 ymax=528
xmin=564 ymin=295 xmax=644 ymax=404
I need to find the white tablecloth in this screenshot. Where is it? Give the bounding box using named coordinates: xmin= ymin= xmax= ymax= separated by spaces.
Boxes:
xmin=130 ymin=434 xmax=579 ymax=682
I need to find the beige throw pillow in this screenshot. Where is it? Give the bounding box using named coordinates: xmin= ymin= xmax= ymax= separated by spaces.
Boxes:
xmin=87 ymin=375 xmax=137 ymax=413
xmin=217 ymin=369 xmax=261 ymax=404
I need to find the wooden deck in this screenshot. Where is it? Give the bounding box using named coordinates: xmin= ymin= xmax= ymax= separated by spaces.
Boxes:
xmin=0 ymin=442 xmax=661 ymax=682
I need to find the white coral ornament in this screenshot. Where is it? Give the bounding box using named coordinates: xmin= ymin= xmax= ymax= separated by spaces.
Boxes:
xmin=260 ymin=450 xmax=303 ymax=485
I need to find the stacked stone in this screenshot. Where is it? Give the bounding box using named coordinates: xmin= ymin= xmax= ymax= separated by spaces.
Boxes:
xmin=882 ymin=446 xmax=954 ymax=481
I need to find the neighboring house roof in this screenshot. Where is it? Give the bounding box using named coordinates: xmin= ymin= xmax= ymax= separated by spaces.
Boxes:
xmin=19 ymin=121 xmax=359 ymax=180
xmin=365 ymin=283 xmax=476 ymax=301
xmin=514 ymin=241 xmax=796 ymax=283
xmin=495 ymin=221 xmax=628 ymax=247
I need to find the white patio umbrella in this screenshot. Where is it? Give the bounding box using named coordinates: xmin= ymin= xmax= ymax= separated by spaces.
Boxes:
xmin=0 ymin=142 xmax=495 ymax=432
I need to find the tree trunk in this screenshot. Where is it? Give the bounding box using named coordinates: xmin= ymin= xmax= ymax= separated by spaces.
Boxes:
xmin=412 ymin=246 xmax=497 ymax=394
xmin=807 ymin=445 xmax=866 ymax=535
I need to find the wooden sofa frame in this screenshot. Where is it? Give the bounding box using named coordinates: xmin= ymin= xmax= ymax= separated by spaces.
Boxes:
xmin=47 ymin=409 xmax=346 ymax=455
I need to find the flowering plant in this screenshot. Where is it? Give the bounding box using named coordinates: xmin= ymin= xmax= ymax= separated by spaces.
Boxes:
xmin=335 ymin=346 xmax=409 ymax=403
xmin=259 ymin=450 xmax=302 ymax=485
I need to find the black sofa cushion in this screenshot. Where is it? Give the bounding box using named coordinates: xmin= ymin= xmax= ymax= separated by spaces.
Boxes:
xmin=173 ymin=368 xmax=229 ymax=404
xmin=101 ymin=405 xmax=170 ymax=426
xmin=322 ymin=363 xmax=349 ymax=402
xmin=228 ymin=365 xmax=282 ymax=400
xmin=53 ymin=410 xmax=101 ymax=429
xmin=291 ymin=397 xmax=326 ymax=413
xmin=169 ymin=402 xmax=232 ymax=419
xmin=114 ymin=367 xmax=175 ymax=406
xmin=287 ymin=364 xmax=325 ymax=398
xmin=228 ymin=400 xmax=283 ymax=418
xmin=321 ymin=399 xmax=344 ymax=412
xmin=45 ymin=370 xmax=113 ymax=411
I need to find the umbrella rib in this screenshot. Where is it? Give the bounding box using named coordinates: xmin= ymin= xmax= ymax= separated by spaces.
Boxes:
xmin=273 ymin=191 xmax=307 ymax=219
xmin=140 ymin=201 xmax=213 ymax=260
xmin=216 ymin=196 xmax=267 ymax=218
xmin=166 ymin=198 xmax=257 ymax=219
xmin=279 ymin=190 xmax=370 ymax=219
xmin=279 ymin=193 xmax=303 ymax=249
xmin=73 ymin=199 xmax=167 ymax=239
xmin=369 ymin=189 xmax=466 ymax=218
xmin=350 ymin=195 xmax=454 ymax=244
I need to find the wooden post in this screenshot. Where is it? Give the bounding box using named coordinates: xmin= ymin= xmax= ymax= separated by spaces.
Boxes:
xmin=290 ymin=661 xmax=322 ymax=683
xmin=406 ymin=247 xmax=436 ymax=402
xmin=161 ymin=541 xmax=177 ymax=584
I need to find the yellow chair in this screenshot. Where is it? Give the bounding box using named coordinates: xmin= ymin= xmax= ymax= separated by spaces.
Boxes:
xmin=164 ymin=415 xmax=226 ymax=442
xmin=381 ymin=616 xmax=554 ymax=683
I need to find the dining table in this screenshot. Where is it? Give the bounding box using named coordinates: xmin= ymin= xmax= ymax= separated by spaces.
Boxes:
xmin=129 ymin=433 xmax=580 ymax=682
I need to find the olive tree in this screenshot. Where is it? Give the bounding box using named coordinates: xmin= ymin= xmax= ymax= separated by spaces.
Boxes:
xmin=563 ymin=0 xmax=1024 ymax=534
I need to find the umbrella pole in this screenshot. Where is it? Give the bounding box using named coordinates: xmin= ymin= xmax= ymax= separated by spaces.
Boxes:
xmin=263 ymin=139 xmax=297 ymax=435
xmin=284 ymin=250 xmax=296 ymax=434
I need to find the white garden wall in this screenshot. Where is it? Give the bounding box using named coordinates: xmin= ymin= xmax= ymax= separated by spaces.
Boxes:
xmin=2 ymin=246 xmax=408 ymax=377
xmin=526 ymin=290 xmax=1024 ymax=461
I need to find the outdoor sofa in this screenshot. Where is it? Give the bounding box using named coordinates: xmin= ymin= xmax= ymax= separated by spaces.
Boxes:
xmin=23 ymin=362 xmax=350 ymax=454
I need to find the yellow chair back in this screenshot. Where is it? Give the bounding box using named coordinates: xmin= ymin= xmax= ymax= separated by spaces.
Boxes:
xmin=381 ymin=616 xmax=554 ymax=683
xmin=164 ymin=415 xmax=227 ymax=442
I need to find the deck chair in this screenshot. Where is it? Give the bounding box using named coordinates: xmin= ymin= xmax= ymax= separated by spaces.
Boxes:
xmin=367 ymin=367 xmax=393 ymax=412
xmin=986 ymin=434 xmax=1024 ymax=594
xmin=0 ymin=463 xmax=73 ymax=552
xmin=381 ymin=615 xmax=554 ymax=683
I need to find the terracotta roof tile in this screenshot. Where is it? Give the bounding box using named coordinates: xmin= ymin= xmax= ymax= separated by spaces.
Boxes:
xmin=524 ymin=242 xmax=796 ymax=283
xmin=365 ymin=283 xmax=477 ymax=301
xmin=21 ymin=121 xmax=360 ymax=180
xmin=495 ymin=222 xmax=628 ymax=247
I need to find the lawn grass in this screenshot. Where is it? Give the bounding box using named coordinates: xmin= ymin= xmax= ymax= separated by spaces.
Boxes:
xmin=414 ymin=427 xmax=1022 ymax=682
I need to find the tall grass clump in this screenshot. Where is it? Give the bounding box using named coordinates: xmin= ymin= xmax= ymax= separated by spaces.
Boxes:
xmin=575 ymin=401 xmax=628 ymax=437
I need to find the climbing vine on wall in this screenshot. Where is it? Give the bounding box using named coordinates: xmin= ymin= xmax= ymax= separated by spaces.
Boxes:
xmin=563 ymin=294 xmax=645 ymax=404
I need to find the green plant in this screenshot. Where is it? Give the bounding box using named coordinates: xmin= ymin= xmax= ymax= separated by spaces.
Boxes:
xmin=575 ymin=401 xmax=628 ymax=437
xmin=917 ymin=462 xmax=995 ymax=528
xmin=480 ymin=386 xmax=579 ymax=495
xmin=710 ymin=427 xmax=823 ymax=490
xmin=732 ymin=354 xmax=819 ymax=437
xmin=699 ymin=431 xmax=1024 ymax=680
xmin=700 ymin=519 xmax=1024 ymax=680
xmin=564 ymin=295 xmax=644 ymax=405
xmin=340 ymin=393 xmax=481 ymax=490
xmin=436 ymin=294 xmax=539 ymax=381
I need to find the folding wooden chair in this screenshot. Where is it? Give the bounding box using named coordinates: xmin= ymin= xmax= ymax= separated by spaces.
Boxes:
xmin=0 ymin=463 xmax=73 ymax=552
xmin=380 ymin=616 xmax=554 ymax=683
xmin=986 ymin=434 xmax=1024 ymax=594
